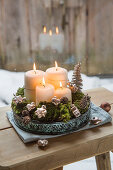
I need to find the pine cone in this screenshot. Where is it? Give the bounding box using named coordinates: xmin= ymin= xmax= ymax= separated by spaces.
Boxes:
xmin=80 ymin=95 xmax=90 ymax=109
xmin=23 ymin=116 xmax=31 ymax=124
xmin=60 ymin=97 xmax=69 ymax=104
xmin=22 ymin=110 xmax=29 ymax=117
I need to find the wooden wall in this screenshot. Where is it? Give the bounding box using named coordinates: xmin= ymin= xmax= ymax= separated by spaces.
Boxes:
xmin=0 ymin=0 xmax=113 ymax=75
xmin=88 ymin=0 xmax=113 ymax=74
xmin=76 ymin=0 xmax=113 ymax=75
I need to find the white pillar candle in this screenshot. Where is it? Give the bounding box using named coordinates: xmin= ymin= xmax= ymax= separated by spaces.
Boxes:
xmin=39 ymin=33 xmax=50 ymax=50
xmin=54 ymin=82 xmax=72 ymax=102
xmin=39 ymin=27 xmax=52 ymax=50
xmin=24 ymin=89 xmax=36 ymax=102
xmin=24 ymin=63 xmax=44 ymax=102
xmin=36 ymin=77 xmax=55 ymax=105
xmin=45 ymin=61 xmax=68 ymax=89
xmin=51 ymin=27 xmax=64 ymax=53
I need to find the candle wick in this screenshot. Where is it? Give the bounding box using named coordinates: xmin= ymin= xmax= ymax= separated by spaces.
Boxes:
xmin=43 ymin=84 xmax=45 ymax=88
xmin=34 ymin=70 xmax=36 ymax=74
xmin=56 ymin=68 xmax=57 ymax=71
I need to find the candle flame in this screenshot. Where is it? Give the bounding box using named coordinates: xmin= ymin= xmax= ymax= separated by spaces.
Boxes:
xmin=49 ymin=30 xmax=52 ymax=36
xmin=42 ymin=77 xmax=45 ymax=87
xmin=33 ymin=63 xmax=36 ymax=74
xmin=43 ymin=26 xmax=46 ymax=34
xmin=56 ymin=27 xmax=59 ymax=34
xmin=55 ymin=61 xmax=58 ymax=71
xmin=60 ymin=82 xmax=62 ymax=88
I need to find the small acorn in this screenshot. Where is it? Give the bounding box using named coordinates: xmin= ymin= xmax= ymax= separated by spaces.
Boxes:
xmin=100 ymin=102 xmax=112 ymax=112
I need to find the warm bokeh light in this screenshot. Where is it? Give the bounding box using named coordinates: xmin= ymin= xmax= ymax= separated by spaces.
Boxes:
xmin=60 ymin=81 xmax=62 ymax=88
xmin=33 ymin=63 xmax=36 ymax=74
xmin=43 ymin=26 xmax=46 ymax=34
xmin=42 ymin=77 xmax=45 ymax=87
xmin=55 ymin=61 xmax=58 ymax=71
xmin=56 ymin=27 xmax=59 ymax=34
xmin=49 ymin=30 xmax=52 ymax=36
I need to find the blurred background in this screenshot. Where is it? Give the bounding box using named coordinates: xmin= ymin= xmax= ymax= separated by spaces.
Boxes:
xmin=0 ymin=0 xmax=113 ymax=169
xmin=0 ymin=0 xmax=113 ymax=75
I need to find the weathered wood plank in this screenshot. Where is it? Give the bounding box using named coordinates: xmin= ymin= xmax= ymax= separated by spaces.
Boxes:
xmin=0 ymin=106 xmax=11 ymax=130
xmin=75 ymin=3 xmax=87 ymax=72
xmin=0 ymin=123 xmax=113 ymax=170
xmin=66 ymin=0 xmax=84 ymax=8
xmin=68 ymin=8 xmax=75 ymax=55
xmin=1 ymin=0 xmax=31 ymax=67
xmin=95 ymin=152 xmax=111 ymax=170
xmin=88 ymin=0 xmax=113 ymax=74
xmin=0 ymin=0 xmax=6 ymax=66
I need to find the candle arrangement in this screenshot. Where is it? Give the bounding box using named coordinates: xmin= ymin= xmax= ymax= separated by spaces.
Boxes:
xmin=11 ymin=62 xmax=91 ymax=135
xmin=39 ymin=26 xmax=64 ymax=53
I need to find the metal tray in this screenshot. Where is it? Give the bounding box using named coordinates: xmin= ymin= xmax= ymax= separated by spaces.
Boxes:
xmin=13 ymin=106 xmax=91 ymax=135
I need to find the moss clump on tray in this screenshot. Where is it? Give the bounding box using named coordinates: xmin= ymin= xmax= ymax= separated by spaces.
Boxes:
xmin=11 ymin=87 xmax=90 ymax=123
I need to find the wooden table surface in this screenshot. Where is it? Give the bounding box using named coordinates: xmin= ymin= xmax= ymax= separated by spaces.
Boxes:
xmin=0 ymin=88 xmax=113 ymax=170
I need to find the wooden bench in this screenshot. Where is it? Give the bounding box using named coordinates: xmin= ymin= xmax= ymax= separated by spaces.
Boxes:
xmin=0 ymin=88 xmax=113 ymax=170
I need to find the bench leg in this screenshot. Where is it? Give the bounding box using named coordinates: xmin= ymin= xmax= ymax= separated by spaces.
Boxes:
xmin=53 ymin=167 xmax=63 ymax=170
xmin=95 ymin=152 xmax=111 ymax=170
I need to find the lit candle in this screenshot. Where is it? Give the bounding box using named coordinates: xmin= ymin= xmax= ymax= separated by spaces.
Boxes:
xmin=39 ymin=26 xmax=51 ymax=50
xmin=51 ymin=27 xmax=64 ymax=53
xmin=24 ymin=63 xmax=44 ymax=102
xmin=54 ymin=82 xmax=72 ymax=101
xmin=45 ymin=61 xmax=68 ymax=89
xmin=36 ymin=77 xmax=55 ymax=105
xmin=49 ymin=29 xmax=52 ymax=36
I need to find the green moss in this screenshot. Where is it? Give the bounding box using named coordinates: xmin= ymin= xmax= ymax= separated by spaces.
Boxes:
xmin=37 ymin=101 xmax=71 ymax=123
xmin=11 ymin=101 xmax=23 ymax=115
xmin=72 ymin=91 xmax=84 ymax=103
xmin=16 ymin=87 xmax=24 ymax=97
xmin=11 ymin=87 xmax=90 ymax=122
xmin=59 ymin=103 xmax=71 ymax=122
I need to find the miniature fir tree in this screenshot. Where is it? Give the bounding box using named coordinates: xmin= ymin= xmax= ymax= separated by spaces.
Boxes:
xmin=71 ymin=63 xmax=83 ymax=91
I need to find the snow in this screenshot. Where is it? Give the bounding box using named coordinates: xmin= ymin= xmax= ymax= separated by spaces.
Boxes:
xmin=0 ymin=69 xmax=24 ymax=106
xmin=68 ymin=70 xmax=113 ymax=92
xmin=0 ymin=69 xmax=113 ymax=170
xmin=0 ymin=69 xmax=113 ymax=107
